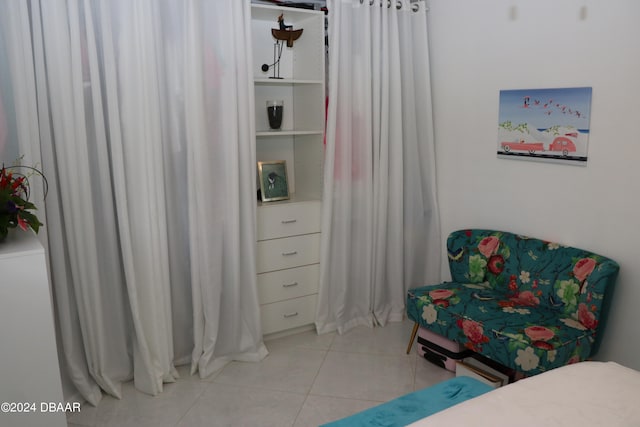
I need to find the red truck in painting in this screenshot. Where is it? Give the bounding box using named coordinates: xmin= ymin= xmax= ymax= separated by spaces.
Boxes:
xmin=501 ymin=134 xmax=577 ymax=156
xmin=501 ymin=141 xmax=544 ymax=154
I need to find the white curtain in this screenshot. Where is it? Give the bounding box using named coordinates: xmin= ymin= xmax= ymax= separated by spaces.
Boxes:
xmin=317 ymin=0 xmax=440 ymax=334
xmin=0 ymin=0 xmax=266 ymax=406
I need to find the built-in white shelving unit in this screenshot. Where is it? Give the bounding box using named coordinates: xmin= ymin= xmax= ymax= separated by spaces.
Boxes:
xmin=251 ymin=4 xmax=325 ymax=336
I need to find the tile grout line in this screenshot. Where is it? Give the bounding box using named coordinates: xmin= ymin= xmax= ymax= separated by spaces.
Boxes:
xmin=171 ymin=384 xmax=210 ymax=427
xmin=172 ymin=362 xmax=243 ymax=427
xmin=290 ymin=345 xmax=332 ymax=426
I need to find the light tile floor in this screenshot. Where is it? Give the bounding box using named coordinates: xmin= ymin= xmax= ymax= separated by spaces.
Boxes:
xmin=67 ymin=320 xmax=454 ymax=427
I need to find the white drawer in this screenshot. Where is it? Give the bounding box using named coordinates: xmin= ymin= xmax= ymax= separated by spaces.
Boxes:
xmin=257 ymin=201 xmax=321 ymax=240
xmin=261 ymin=294 xmax=317 ymax=335
xmin=257 ymin=264 xmax=319 ymax=304
xmin=257 ymin=233 xmax=320 ymax=274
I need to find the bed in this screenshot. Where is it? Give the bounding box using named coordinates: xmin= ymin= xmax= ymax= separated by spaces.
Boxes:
xmin=408 ymin=361 xmax=640 ymax=426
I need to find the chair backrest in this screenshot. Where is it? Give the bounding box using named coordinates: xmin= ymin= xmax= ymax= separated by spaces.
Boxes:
xmin=446 ymin=229 xmax=619 ymax=355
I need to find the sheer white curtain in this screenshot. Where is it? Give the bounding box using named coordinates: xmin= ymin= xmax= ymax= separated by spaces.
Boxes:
xmin=0 ymin=0 xmax=266 ymax=406
xmin=317 ymin=0 xmax=440 ymax=334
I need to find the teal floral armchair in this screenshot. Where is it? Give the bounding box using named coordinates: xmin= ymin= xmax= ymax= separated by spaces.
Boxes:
xmin=407 ymin=229 xmax=619 ymax=375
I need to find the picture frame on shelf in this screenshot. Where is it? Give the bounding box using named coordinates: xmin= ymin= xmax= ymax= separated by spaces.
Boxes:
xmin=258 ymin=160 xmax=290 ymax=202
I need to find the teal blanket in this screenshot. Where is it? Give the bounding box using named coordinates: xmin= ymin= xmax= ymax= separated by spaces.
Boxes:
xmin=320 ymin=376 xmax=492 ymax=427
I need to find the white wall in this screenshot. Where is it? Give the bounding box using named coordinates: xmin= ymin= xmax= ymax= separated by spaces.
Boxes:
xmin=428 ymin=0 xmax=640 ymax=370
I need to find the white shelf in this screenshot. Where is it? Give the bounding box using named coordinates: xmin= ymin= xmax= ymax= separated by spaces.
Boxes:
xmin=251 ymin=3 xmax=320 ymax=20
xmin=256 ymin=130 xmax=324 ymax=137
xmin=258 ymin=192 xmax=322 ymax=207
xmin=255 ymin=78 xmax=324 ymax=85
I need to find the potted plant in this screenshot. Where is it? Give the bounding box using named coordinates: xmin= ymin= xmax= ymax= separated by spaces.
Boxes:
xmin=0 ymin=163 xmax=47 ymax=241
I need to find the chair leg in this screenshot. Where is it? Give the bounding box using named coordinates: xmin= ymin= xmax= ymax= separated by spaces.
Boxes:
xmin=406 ymin=322 xmax=419 ymax=354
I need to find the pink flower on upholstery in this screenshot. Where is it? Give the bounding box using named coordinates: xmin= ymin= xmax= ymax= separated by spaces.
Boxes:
xmin=433 ymin=299 xmax=450 ymax=308
xmin=511 ymin=291 xmax=540 ymax=307
xmin=573 ymin=258 xmax=596 ymax=282
xmin=429 ymin=289 xmax=453 ymax=300
xmin=524 ymin=326 xmax=555 ymax=342
xmin=478 ymin=236 xmax=500 ymax=258
xmin=487 ymin=255 xmax=505 ymax=275
xmin=532 ymin=340 xmax=554 ymax=351
xmin=568 ymin=355 xmax=581 ymax=365
xmin=459 ymin=319 xmax=489 ymax=344
xmin=578 ymin=303 xmax=598 ymax=330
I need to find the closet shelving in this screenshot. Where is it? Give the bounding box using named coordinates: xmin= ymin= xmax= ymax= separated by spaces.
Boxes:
xmin=251 ymin=4 xmax=325 ymax=335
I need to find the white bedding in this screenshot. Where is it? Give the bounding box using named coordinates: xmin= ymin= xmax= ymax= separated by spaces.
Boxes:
xmin=408 ymin=361 xmax=640 ymax=427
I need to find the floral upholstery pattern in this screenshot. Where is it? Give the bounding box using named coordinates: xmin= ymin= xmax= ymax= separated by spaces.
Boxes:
xmin=407 ymin=229 xmax=619 ymax=375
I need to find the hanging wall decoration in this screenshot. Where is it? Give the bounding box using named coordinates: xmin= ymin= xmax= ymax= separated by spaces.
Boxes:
xmin=497 ymin=87 xmax=592 ymax=165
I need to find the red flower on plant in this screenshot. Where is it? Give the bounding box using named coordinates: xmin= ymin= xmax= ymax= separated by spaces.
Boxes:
xmin=17 ymin=216 xmax=29 ymax=231
xmin=0 ymin=164 xmax=47 ymax=238
xmin=11 ymin=176 xmax=25 ymax=191
xmin=487 ymin=254 xmax=505 ymax=275
xmin=0 ymin=171 xmax=10 ymax=188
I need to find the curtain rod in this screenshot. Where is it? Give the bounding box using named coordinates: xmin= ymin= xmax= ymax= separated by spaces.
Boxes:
xmin=359 ymin=0 xmax=428 ymax=12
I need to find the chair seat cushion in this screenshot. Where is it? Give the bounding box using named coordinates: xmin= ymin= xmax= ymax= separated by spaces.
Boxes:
xmin=407 ymin=282 xmax=596 ymax=374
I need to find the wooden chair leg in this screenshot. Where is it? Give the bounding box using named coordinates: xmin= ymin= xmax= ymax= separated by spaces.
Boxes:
xmin=406 ymin=322 xmax=419 ymax=354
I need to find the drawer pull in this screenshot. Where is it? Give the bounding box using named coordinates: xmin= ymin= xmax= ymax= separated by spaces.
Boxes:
xmin=282 ymin=250 xmax=298 ymax=256
xmin=281 ymin=219 xmax=298 ymax=224
xmin=284 ymin=311 xmax=299 ymax=318
xmin=283 ymin=282 xmax=299 ymax=288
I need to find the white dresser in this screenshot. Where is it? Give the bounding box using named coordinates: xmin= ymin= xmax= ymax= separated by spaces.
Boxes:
xmin=0 ymin=231 xmax=66 ymax=427
xmin=257 ymin=200 xmax=321 ymax=335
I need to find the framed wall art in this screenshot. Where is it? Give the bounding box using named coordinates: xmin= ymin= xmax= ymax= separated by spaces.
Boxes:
xmin=497 ymin=87 xmax=592 ymax=165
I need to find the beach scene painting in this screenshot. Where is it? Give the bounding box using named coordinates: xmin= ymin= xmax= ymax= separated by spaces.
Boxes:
xmin=497 ymin=87 xmax=592 ymax=165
